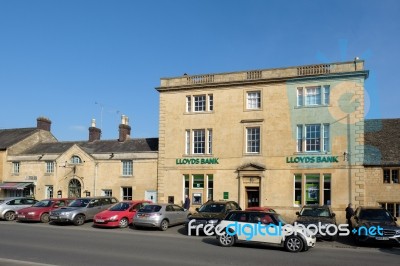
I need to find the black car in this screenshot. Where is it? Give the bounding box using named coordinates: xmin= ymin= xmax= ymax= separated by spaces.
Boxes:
xmin=295 ymin=205 xmax=337 ymax=241
xmin=185 ymin=200 xmax=241 ymax=234
xmin=350 ymin=206 xmax=400 ymax=245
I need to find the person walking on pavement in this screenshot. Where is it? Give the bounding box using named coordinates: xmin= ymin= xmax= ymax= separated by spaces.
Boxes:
xmin=345 ymin=203 xmax=354 ymax=226
xmin=184 ymin=195 xmax=190 ymax=210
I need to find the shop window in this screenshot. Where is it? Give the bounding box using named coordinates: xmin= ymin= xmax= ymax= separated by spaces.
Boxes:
xmin=102 ymin=189 xmax=112 ymax=197
xmin=184 ymin=175 xmax=189 ymax=197
xmin=323 ymin=174 xmax=331 ymax=205
xmin=193 ymin=175 xmax=204 ymax=188
xmin=294 ymin=175 xmax=302 ymax=206
xmin=305 ymin=175 xmax=320 ymax=205
xmin=380 ymin=202 xmax=400 ymax=217
xmin=122 ymin=187 xmax=132 ymax=200
xmin=207 ymin=175 xmax=213 ymax=201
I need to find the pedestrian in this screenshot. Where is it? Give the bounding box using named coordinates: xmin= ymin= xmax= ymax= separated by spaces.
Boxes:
xmin=184 ymin=195 xmax=190 ymax=210
xmin=345 ymin=203 xmax=354 ymax=225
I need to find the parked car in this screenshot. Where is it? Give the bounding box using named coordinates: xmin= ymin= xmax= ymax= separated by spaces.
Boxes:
xmin=16 ymin=198 xmax=73 ymax=223
xmin=216 ymin=210 xmax=316 ymax=252
xmin=294 ymin=205 xmax=337 ymax=241
xmin=350 ymin=206 xmax=400 ymax=245
xmin=185 ymin=200 xmax=241 ymax=233
xmin=94 ymin=200 xmax=151 ymax=228
xmin=0 ymin=197 xmax=38 ymax=221
xmin=134 ymin=203 xmax=189 ymax=231
xmin=49 ymin=196 xmax=118 ymax=226
xmin=245 ymin=206 xmax=276 ymax=213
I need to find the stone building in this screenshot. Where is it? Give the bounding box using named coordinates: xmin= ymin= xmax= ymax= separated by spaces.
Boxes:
xmin=0 ymin=117 xmax=158 ymax=202
xmin=156 ymin=59 xmax=368 ymax=222
xmin=364 ymin=118 xmax=400 ymax=218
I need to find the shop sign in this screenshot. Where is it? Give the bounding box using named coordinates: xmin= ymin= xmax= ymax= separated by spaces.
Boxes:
xmin=286 ymin=156 xmax=339 ymax=164
xmin=176 ymin=158 xmax=219 ymax=165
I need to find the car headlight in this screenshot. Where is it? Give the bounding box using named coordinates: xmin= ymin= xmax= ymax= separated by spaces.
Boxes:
xmin=28 ymin=212 xmax=36 ymax=215
xmin=208 ymin=219 xmax=219 ymax=224
xmin=108 ymin=215 xmax=118 ymax=221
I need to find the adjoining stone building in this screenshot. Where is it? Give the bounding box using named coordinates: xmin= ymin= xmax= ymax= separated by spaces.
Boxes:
xmin=156 ymin=59 xmax=368 ymax=222
xmin=0 ymin=117 xmax=158 ymax=202
xmin=364 ymin=118 xmax=400 ymax=218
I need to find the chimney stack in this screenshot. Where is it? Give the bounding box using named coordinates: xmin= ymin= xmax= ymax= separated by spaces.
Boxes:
xmin=118 ymin=115 xmax=131 ymax=142
xmin=37 ymin=117 xmax=51 ymax=131
xmin=88 ymin=119 xmax=101 ymax=142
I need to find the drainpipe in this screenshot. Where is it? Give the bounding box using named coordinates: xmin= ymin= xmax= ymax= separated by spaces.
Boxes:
xmin=94 ymin=162 xmax=98 ymax=196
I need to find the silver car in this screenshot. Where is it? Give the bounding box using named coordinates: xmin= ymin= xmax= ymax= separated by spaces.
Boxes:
xmin=134 ymin=203 xmax=189 ymax=231
xmin=49 ymin=196 xmax=118 ymax=226
xmin=0 ymin=197 xmax=38 ymax=221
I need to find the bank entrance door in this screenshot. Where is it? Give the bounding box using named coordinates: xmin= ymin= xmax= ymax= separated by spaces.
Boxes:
xmin=246 ymin=187 xmax=260 ymax=208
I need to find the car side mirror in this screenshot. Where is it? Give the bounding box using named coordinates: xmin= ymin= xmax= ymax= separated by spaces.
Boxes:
xmin=88 ymin=203 xmax=94 ymax=208
xmin=195 ymin=207 xmax=199 ymax=212
xmin=296 ymin=211 xmax=300 ymax=216
xmin=394 ymin=217 xmax=398 ymax=222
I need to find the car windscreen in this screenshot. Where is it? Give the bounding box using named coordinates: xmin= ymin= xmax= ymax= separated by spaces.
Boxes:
xmin=198 ymin=203 xmax=225 ymax=213
xmin=109 ymin=202 xmax=132 ymax=211
xmin=138 ymin=205 xmax=162 ymax=213
xmin=68 ymin=199 xmax=90 ymax=207
xmin=32 ymin=200 xmax=53 ymax=207
xmin=273 ymin=214 xmax=288 ymax=225
xmin=359 ymin=209 xmax=393 ymax=221
xmin=300 ymin=207 xmax=331 ymax=217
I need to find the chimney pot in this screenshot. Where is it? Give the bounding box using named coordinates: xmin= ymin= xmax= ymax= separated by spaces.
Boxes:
xmin=89 ymin=118 xmax=101 ymax=142
xmin=118 ymin=115 xmax=131 ymax=142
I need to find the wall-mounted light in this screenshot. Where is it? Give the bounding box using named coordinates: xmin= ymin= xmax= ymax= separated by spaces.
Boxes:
xmin=110 ymin=153 xmax=114 ymax=159
xmin=38 ymin=154 xmax=44 ymax=160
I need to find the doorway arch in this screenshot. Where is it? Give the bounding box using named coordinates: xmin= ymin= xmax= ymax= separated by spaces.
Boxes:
xmin=68 ymin=178 xmax=81 ymax=198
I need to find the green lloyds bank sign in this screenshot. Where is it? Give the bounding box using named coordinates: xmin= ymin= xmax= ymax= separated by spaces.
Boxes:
xmin=176 ymin=158 xmax=219 ymax=165
xmin=286 ymin=156 xmax=339 ymax=164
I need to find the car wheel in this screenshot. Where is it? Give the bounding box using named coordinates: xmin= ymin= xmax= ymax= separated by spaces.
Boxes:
xmin=218 ymin=231 xmax=235 ymax=247
xmin=160 ymin=219 xmax=169 ymax=231
xmin=73 ymin=214 xmax=85 ymax=226
xmin=4 ymin=211 xmax=15 ymax=221
xmin=119 ymin=218 xmax=129 ymax=228
xmin=40 ymin=213 xmax=50 ymax=223
xmin=284 ymin=236 xmax=304 ymax=252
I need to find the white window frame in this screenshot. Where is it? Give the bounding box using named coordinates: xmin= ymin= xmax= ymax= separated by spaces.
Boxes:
xmin=185 ymin=129 xmax=213 ymax=155
xmin=297 ymin=124 xmax=330 ymax=153
xmin=122 ymin=160 xmax=133 ymax=176
xmin=297 ymin=85 xmax=330 ymax=107
xmin=70 ymin=155 xmax=82 ymax=164
xmin=102 ymin=189 xmax=112 ymax=197
xmin=186 ymin=96 xmax=192 ymax=112
xmin=121 ymin=187 xmax=132 ymax=200
xmin=194 ymin=95 xmax=206 ymax=112
xmin=46 ymin=161 xmax=55 ymax=173
xmin=246 ymin=91 xmax=261 ymax=110
xmin=246 ymin=127 xmax=260 ymax=154
xmin=12 ymin=162 xmax=20 ymax=174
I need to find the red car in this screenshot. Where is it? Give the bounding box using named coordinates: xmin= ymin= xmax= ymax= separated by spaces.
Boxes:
xmin=94 ymin=200 xmax=151 ymax=228
xmin=245 ymin=206 xmax=276 ymax=213
xmin=16 ymin=198 xmax=73 ymax=223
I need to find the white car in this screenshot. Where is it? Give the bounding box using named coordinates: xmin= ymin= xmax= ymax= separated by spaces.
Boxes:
xmin=216 ymin=210 xmax=316 ymax=252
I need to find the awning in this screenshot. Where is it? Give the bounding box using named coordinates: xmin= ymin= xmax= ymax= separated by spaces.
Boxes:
xmin=0 ymin=182 xmax=33 ymax=190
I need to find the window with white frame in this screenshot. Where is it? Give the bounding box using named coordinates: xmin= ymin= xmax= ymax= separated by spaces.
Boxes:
xmin=122 ymin=160 xmax=133 ymax=176
xmin=185 ymin=129 xmax=213 ymax=155
xmin=70 ymin=156 xmax=82 ymax=164
xmin=186 ymin=94 xmax=213 ymax=112
xmin=297 ymin=124 xmax=330 ymax=152
xmin=102 ymin=189 xmax=112 ymax=197
xmin=13 ymin=162 xmax=20 ymax=174
xmin=297 ymin=85 xmax=330 ymax=107
xmin=246 ymin=127 xmax=260 ymax=153
xmin=246 ymin=91 xmax=261 ymax=109
xmin=122 ymin=187 xmax=132 ymax=200
xmin=46 ymin=161 xmax=55 ymax=173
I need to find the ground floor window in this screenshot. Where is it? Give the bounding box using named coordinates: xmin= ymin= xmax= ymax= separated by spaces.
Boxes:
xmin=380 ymin=203 xmax=400 ymax=217
xmin=46 ymin=186 xmax=53 ymax=199
xmin=122 ymin=187 xmax=132 ymax=200
xmin=183 ymin=174 xmax=214 ymax=205
xmin=294 ymin=173 xmax=331 ymax=206
xmin=102 ymin=189 xmax=112 ymax=197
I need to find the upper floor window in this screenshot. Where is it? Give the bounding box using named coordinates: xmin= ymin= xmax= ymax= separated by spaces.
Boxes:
xmin=122 ymin=161 xmax=133 ymax=176
xmin=246 ymin=127 xmax=260 ymax=154
xmin=46 ymin=161 xmax=55 ymax=173
xmin=186 ymin=94 xmax=213 ymax=112
xmin=70 ymin=156 xmax=82 ymax=164
xmin=12 ymin=162 xmax=20 ymax=174
xmin=383 ymin=169 xmax=399 ymax=184
xmin=247 ymin=91 xmax=261 ymax=109
xmin=185 ymin=129 xmax=213 ymax=155
xmin=297 ymin=85 xmax=330 ymax=107
xmin=297 ymin=124 xmax=330 ymax=152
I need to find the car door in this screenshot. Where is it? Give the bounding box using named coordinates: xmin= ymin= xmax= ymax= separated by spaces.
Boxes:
xmin=249 ymin=213 xmax=282 ymax=244
xmin=172 ymin=205 xmax=187 ymax=224
xmin=86 ymin=199 xmax=102 ymax=219
xmin=165 ymin=205 xmax=176 ymax=225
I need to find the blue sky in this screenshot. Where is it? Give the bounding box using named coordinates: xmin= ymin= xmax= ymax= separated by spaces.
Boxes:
xmin=0 ymin=0 xmax=399 ymax=141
